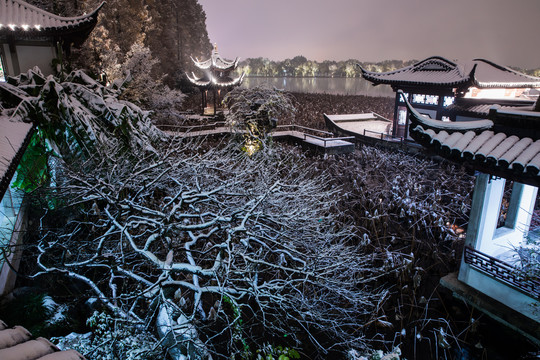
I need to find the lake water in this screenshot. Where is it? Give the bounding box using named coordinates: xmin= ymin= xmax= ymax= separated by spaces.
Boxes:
xmin=242 ymin=77 xmax=394 ymax=97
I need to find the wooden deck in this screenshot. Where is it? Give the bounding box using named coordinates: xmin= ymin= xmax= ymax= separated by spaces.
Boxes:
xmin=324 ymin=112 xmax=423 ymax=153
xmin=158 ymin=123 xmax=355 ymax=155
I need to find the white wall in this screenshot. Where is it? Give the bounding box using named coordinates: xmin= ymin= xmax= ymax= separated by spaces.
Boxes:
xmin=16 ymin=44 xmax=57 ymax=75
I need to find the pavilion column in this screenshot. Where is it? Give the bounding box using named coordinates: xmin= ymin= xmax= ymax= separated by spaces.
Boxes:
xmin=459 ymin=173 xmax=505 ymax=282
xmin=463 ymin=174 xmax=506 ymax=253
xmin=201 ymin=89 xmax=205 ymax=115
xmin=213 ymin=88 xmax=217 ymax=115
xmin=503 ymin=182 xmax=537 ymax=241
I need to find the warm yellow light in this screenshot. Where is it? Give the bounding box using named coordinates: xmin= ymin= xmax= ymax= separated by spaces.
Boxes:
xmin=245 ymin=143 xmax=256 ymax=156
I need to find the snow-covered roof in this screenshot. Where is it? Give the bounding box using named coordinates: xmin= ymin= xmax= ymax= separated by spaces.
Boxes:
xmin=447 ymin=98 xmax=535 ymax=118
xmin=470 ymin=59 xmax=540 ymax=89
xmin=0 ymin=319 xmax=85 ymax=359
xmin=191 ymin=49 xmax=239 ymax=71
xmin=188 ymin=46 xmax=244 ymax=88
xmin=186 ymin=71 xmax=245 ymax=88
xmin=0 ymin=115 xmax=33 ymax=199
xmin=360 ymin=56 xmax=540 ymax=90
xmin=359 ymin=57 xmax=471 ymax=88
xmin=0 ymin=0 xmax=103 ymax=40
xmin=400 ymin=90 xmax=540 ymax=186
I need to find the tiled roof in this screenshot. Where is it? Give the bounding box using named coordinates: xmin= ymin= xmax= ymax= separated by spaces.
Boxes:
xmin=0 ymin=0 xmax=103 ymax=37
xmin=0 ymin=115 xmax=33 ymax=200
xmin=191 ymin=50 xmax=239 ymax=71
xmin=447 ymin=98 xmax=535 ymax=118
xmin=0 ymin=320 xmax=85 ymax=360
xmin=400 ymin=90 xmax=540 ymax=187
xmin=188 ymin=48 xmax=244 ymax=88
xmin=359 ymin=56 xmax=471 ymax=88
xmin=360 ymin=56 xmax=540 ymax=89
xmin=470 ymin=59 xmax=540 ymax=89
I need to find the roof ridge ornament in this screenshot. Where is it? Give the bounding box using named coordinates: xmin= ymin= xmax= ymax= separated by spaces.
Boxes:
xmin=412 ymin=57 xmax=456 ymax=72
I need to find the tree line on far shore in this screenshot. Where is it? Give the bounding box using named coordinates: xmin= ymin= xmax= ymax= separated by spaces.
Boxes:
xmin=238 ymin=55 xmax=540 ymax=78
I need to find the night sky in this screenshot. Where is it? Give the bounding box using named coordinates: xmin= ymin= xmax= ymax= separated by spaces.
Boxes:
xmin=199 ymin=0 xmax=540 ymax=69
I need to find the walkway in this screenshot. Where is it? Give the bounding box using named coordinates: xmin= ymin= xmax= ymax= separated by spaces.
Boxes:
xmin=157 ymin=123 xmax=355 ymax=155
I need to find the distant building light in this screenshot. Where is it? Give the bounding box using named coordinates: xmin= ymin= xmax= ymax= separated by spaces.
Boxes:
xmin=34 ymin=25 xmax=41 ymax=31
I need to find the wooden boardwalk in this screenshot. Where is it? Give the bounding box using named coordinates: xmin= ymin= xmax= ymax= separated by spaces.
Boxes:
xmin=158 ymin=124 xmax=355 ymax=155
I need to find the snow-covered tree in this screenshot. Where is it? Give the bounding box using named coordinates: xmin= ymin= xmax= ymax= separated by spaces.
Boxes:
xmin=224 ymin=86 xmax=296 ymax=155
xmin=27 ymin=141 xmax=396 ymax=359
xmin=1 ymin=67 xmax=397 ymax=358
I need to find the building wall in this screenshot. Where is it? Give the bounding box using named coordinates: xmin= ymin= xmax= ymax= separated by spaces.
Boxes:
xmin=0 ymin=175 xmax=27 ymax=296
xmin=458 ymin=173 xmax=540 ymax=325
xmin=0 ymin=42 xmax=57 ymax=77
xmin=16 ymin=44 xmax=57 ymax=76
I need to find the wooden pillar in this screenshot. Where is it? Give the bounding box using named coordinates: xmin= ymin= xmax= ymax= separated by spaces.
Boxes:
xmin=213 ymin=88 xmax=217 ymax=115
xmin=201 ymin=89 xmax=205 ymax=115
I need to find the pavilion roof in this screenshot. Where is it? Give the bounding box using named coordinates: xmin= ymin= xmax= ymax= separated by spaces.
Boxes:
xmin=186 ymin=71 xmax=245 ymax=88
xmin=0 ymin=0 xmax=104 ymax=42
xmin=401 ymin=90 xmax=540 ymax=187
xmin=0 ymin=114 xmax=33 ymax=201
xmin=191 ymin=49 xmax=239 ymax=71
xmin=360 ymin=56 xmax=540 ymax=90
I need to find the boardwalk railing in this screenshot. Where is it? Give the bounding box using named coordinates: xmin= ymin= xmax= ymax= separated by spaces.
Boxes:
xmin=303 ymin=133 xmax=356 ymax=146
xmin=275 ymin=124 xmax=334 ymax=138
xmin=363 ymin=129 xmax=405 ymax=142
xmin=157 ymin=121 xmax=227 ymax=133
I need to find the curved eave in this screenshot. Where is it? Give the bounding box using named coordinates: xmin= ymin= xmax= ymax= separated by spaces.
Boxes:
xmin=472 ymin=80 xmax=540 ymax=89
xmin=191 ymin=56 xmax=212 ymax=69
xmin=472 ymin=58 xmax=540 ymax=89
xmin=187 ymin=72 xmax=245 ymax=88
xmin=0 ymin=1 xmax=103 ymax=39
xmin=399 ymin=90 xmax=493 ymax=134
xmin=212 ymin=57 xmax=239 ymax=71
xmin=186 ymin=72 xmax=210 ymax=87
xmin=212 ymin=73 xmax=244 ymax=87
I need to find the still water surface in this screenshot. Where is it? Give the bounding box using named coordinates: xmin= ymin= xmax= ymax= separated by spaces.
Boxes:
xmin=242 ymin=77 xmax=394 ymax=97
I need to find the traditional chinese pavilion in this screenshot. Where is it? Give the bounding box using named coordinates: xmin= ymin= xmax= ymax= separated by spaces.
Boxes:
xmin=0 ymin=0 xmax=104 ymax=78
xmin=359 ymin=57 xmax=540 ymax=139
xmin=187 ymin=44 xmax=245 ymax=115
xmin=401 ymin=91 xmax=540 ymax=343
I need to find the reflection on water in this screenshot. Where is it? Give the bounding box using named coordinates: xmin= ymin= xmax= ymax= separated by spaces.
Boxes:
xmin=242 ymin=77 xmax=394 ymax=97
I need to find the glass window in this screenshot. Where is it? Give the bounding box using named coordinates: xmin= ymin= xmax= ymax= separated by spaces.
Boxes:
xmin=412 ymin=94 xmax=425 ymax=104
xmin=443 ymin=96 xmax=455 ymax=107
xmin=398 ymin=108 xmax=407 ymax=125
xmin=425 ymin=95 xmax=439 ymax=105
